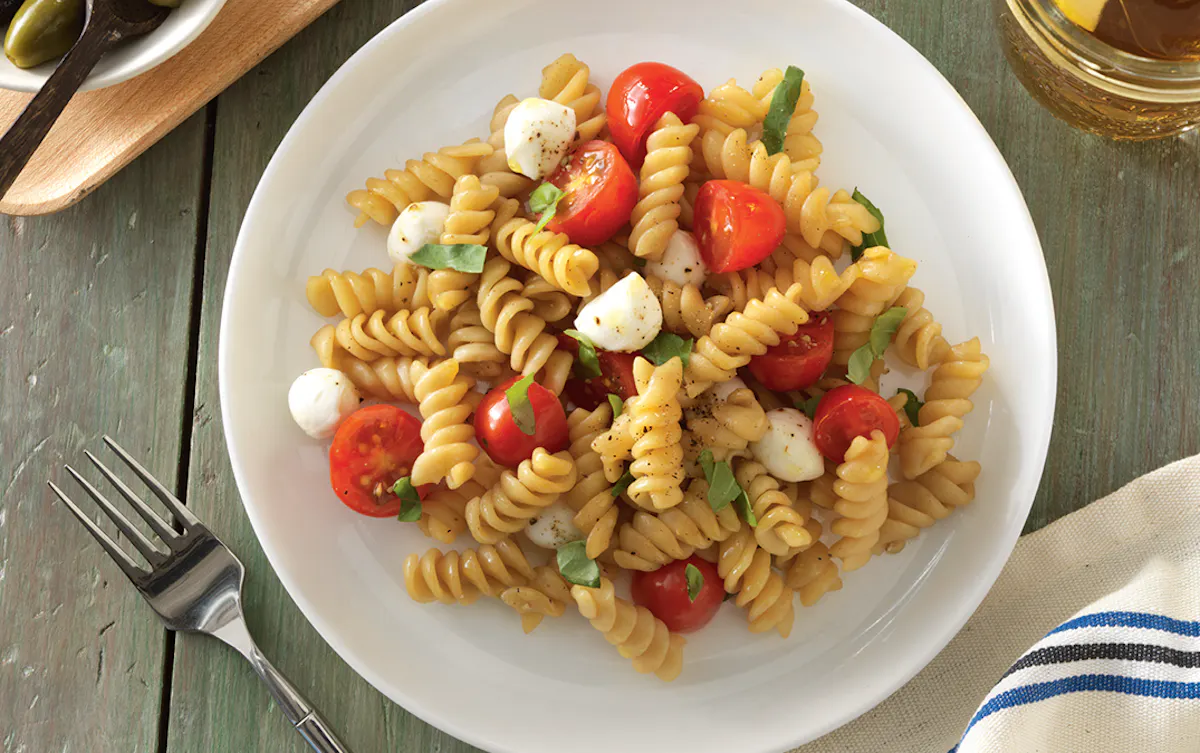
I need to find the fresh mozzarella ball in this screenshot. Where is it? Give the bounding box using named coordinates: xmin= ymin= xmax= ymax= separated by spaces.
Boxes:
xmin=387 ymin=201 xmax=450 ymax=265
xmin=504 ymin=97 xmax=577 ymax=180
xmin=645 ymin=230 xmax=707 ymax=287
xmin=525 ymin=501 xmax=583 ymax=551
xmin=573 ymin=273 xmax=663 ymax=352
xmin=288 ymin=368 xmax=362 ymax=439
xmin=708 ymin=376 xmax=749 ymax=402
xmin=750 ymin=408 xmax=825 ymax=482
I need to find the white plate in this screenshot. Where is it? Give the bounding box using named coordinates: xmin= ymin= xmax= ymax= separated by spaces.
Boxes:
xmin=218 ymin=0 xmax=1056 ymax=751
xmin=0 ymin=0 xmax=227 ymax=93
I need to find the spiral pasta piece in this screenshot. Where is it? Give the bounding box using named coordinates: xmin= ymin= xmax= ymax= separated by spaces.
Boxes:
xmin=408 ymin=359 xmax=480 ymax=489
xmin=565 ymin=405 xmax=619 ymax=559
xmin=592 ymin=412 xmax=635 ymax=483
xmin=476 ymin=94 xmax=534 ymax=198
xmin=418 ymin=474 xmax=491 ymax=544
xmin=494 ymin=212 xmax=599 ymax=297
xmin=828 ymin=430 xmax=890 ymax=571
xmin=346 ymin=139 xmax=492 ymax=228
xmin=612 ymin=478 xmax=741 ymax=571
xmin=571 ymin=577 xmax=686 ymax=681
xmin=627 ymin=356 xmax=686 ymax=511
xmin=539 ymin=53 xmax=607 ymax=142
xmin=629 ymin=113 xmax=699 ymax=260
xmin=734 ymin=459 xmax=814 ymax=556
xmin=710 ymin=247 xmax=860 ymax=312
xmin=306 ymin=264 xmax=432 ymax=318
xmin=718 ymin=524 xmax=796 ymax=637
xmin=465 ymin=449 xmax=577 ymax=544
xmin=875 ymin=457 xmax=981 ymax=554
xmin=700 ymin=129 xmax=880 ymax=252
xmin=685 ymin=387 xmax=767 ymax=460
xmin=678 ymin=180 xmax=701 ymax=229
xmin=476 ymin=256 xmax=560 ymax=377
xmin=684 ymin=283 xmax=809 ymax=397
xmin=752 ymin=68 xmax=823 ymax=171
xmin=691 ymin=79 xmax=768 ymax=175
xmin=425 ymin=175 xmax=499 ymax=313
xmin=522 ymin=275 xmax=574 ymax=323
xmin=317 ymin=306 xmax=448 ymax=364
xmin=647 ymin=276 xmax=732 ymax=340
xmin=831 ymin=246 xmax=918 ymax=369
xmin=403 ymin=539 xmax=534 ymax=605
xmin=899 ymin=338 xmax=990 ymax=479
xmin=501 ymin=565 xmax=573 ymax=633
xmin=784 ymin=533 xmax=843 ymax=607
xmin=889 ymin=287 xmax=950 ymax=369
xmin=446 ymin=298 xmax=509 ymax=381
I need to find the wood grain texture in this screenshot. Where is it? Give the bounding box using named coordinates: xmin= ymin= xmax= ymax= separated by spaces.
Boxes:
xmin=0 ymin=114 xmax=205 ymax=753
xmin=0 ymin=0 xmax=339 ymax=217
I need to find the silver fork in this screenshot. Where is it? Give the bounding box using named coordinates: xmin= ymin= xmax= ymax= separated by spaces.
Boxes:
xmin=48 ymin=437 xmax=352 ymax=753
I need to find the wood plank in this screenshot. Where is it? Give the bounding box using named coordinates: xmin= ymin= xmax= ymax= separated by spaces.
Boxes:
xmin=0 ymin=113 xmax=206 ymax=753
xmin=170 ymin=1 xmax=1200 ymax=751
xmin=166 ymin=2 xmax=478 ymax=752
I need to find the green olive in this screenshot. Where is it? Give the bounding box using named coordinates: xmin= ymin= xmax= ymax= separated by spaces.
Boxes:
xmin=4 ymin=0 xmax=84 ymax=69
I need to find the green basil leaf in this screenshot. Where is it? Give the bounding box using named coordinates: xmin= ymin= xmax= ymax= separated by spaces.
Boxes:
xmin=556 ymin=540 xmax=601 ymax=588
xmin=685 ymin=563 xmax=703 ymax=602
xmin=642 ymin=332 xmax=693 ymax=367
xmin=849 ymin=189 xmax=889 ymax=262
xmin=409 ymin=243 xmax=488 ymax=273
xmin=896 ymin=388 xmax=923 ymax=427
xmin=505 ymin=374 xmax=538 ymax=436
xmin=699 ymin=453 xmax=741 ymax=512
xmin=846 ymin=344 xmax=877 ymax=386
xmin=563 ymin=329 xmax=602 ymax=379
xmin=797 ymin=394 xmax=821 ymax=419
xmin=697 ymin=449 xmax=716 ymax=484
xmin=762 ymin=65 xmax=805 ymax=156
xmin=607 ymin=393 xmax=623 ymax=418
xmin=529 ymin=182 xmax=566 ymax=234
xmin=869 ymin=306 xmax=908 ymax=354
xmin=611 ymin=468 xmax=635 ymax=498
xmin=732 ymin=488 xmax=758 ymax=527
xmin=392 ymin=477 xmax=422 ymax=522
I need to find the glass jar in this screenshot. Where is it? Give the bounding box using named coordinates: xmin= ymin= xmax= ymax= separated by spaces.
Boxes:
xmin=995 ymin=0 xmax=1200 ymax=139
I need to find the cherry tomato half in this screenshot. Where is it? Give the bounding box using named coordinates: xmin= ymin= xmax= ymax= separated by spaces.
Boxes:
xmin=546 ymin=141 xmax=638 ymax=247
xmin=812 ymin=385 xmax=901 ymax=462
xmin=329 ymin=405 xmax=425 ymax=517
xmin=694 ymin=180 xmax=787 ymax=273
xmin=474 ymin=375 xmax=569 ymax=467
xmin=606 ymin=62 xmax=704 ymax=167
xmin=748 ymin=310 xmax=834 ymax=391
xmin=557 ymin=333 xmax=639 ymax=410
xmin=631 ymin=556 xmax=723 ymax=633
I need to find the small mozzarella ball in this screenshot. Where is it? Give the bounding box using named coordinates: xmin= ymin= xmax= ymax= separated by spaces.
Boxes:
xmin=645 ymin=230 xmax=707 ymax=287
xmin=573 ymin=273 xmax=663 ymax=352
xmin=288 ymin=368 xmax=362 ymax=439
xmin=387 ymin=201 xmax=450 ymax=265
xmin=504 ymin=97 xmax=577 ymax=180
xmin=708 ymin=377 xmax=749 ymax=402
xmin=751 ymin=408 xmax=825 ymax=482
xmin=525 ymin=501 xmax=583 ymax=551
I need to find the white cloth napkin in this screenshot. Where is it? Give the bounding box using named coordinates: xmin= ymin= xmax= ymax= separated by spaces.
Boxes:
xmin=795 ymin=453 xmax=1200 ymax=753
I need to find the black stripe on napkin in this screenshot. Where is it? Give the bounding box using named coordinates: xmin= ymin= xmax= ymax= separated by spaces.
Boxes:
xmin=1001 ymin=643 xmax=1200 ymax=681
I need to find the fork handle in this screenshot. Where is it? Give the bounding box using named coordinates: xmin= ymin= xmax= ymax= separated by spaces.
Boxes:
xmin=245 ymin=645 xmax=353 ymax=753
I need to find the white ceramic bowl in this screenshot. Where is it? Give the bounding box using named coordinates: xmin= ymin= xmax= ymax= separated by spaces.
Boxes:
xmin=0 ymin=0 xmax=226 ymax=93
xmin=219 ymin=0 xmax=1057 ymax=751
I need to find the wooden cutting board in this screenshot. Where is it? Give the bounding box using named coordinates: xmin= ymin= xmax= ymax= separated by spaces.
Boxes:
xmin=0 ymin=0 xmax=341 ymax=216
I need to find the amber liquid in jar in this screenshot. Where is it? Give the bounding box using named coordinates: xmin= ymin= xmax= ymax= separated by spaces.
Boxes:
xmin=998 ymin=0 xmax=1200 ymax=139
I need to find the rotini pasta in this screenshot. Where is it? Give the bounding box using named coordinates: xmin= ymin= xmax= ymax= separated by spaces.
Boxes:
xmin=828 ymin=430 xmax=890 ymax=571
xmin=709 ymin=247 xmax=860 ymax=312
xmin=493 ymin=209 xmax=599 ymax=297
xmin=752 ymin=68 xmax=823 ymax=171
xmin=592 ymin=411 xmax=635 ymax=483
xmin=476 ymin=257 xmax=560 ymax=376
xmin=890 ymin=287 xmax=950 ymax=369
xmin=500 ymin=566 xmax=573 ymax=634
xmin=571 ymin=578 xmax=686 ymax=681
xmin=539 ymin=53 xmax=607 ymax=142
xmin=718 ymin=523 xmax=796 ymax=637
xmin=647 ymin=275 xmax=733 ymax=340
xmin=425 ymin=175 xmax=499 ymax=313
xmin=627 ymin=356 xmax=686 ymax=511
xmin=318 ymin=307 xmax=448 ymax=364
xmin=477 ymin=94 xmax=533 ymax=198
xmin=446 ymin=298 xmax=510 ymax=381
xmin=684 ymin=387 xmax=767 ymax=460
xmin=410 ymin=359 xmax=480 ymax=489
xmin=306 ymin=264 xmax=431 ymax=318
xmin=404 ymin=539 xmax=534 ymax=605
xmin=875 ymin=457 xmax=981 ymax=554
xmin=612 ymin=478 xmax=741 ymax=571
xmin=899 ymin=338 xmax=990 ymax=479
xmin=565 ymin=404 xmax=620 ymax=560
xmin=734 ymin=459 xmax=814 ymax=556
xmin=346 ymin=139 xmax=492 ymax=228
xmin=465 ymin=448 xmax=577 ymax=544
xmin=629 ymin=113 xmax=699 ymax=260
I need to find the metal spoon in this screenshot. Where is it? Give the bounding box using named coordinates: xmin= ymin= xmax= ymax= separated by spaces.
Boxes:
xmin=0 ymin=0 xmax=167 ymax=201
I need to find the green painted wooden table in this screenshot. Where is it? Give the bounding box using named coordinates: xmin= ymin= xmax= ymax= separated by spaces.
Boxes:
xmin=2 ymin=1 xmax=1198 ymax=751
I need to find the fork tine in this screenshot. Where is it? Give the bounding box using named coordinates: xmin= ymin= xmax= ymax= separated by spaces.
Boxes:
xmin=85 ymin=451 xmax=177 ymax=542
xmin=102 ymin=436 xmax=200 ymax=527
xmin=48 ymin=481 xmax=147 ymax=579
xmin=64 ymin=465 xmax=164 ymax=564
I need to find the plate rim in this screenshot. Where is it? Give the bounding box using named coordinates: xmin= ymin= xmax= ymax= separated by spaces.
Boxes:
xmin=217 ymin=0 xmax=1057 ymax=750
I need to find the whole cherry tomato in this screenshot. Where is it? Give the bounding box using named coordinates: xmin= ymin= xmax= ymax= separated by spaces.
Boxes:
xmin=631 ymin=556 xmax=724 ymax=633
xmin=474 ymin=375 xmax=569 ymax=467
xmin=557 ymin=333 xmax=639 ymax=410
xmin=329 ymin=405 xmax=425 ymax=517
xmin=545 ymin=140 xmax=638 ymax=247
xmin=693 ymin=180 xmax=787 ymax=273
xmin=812 ymin=385 xmax=901 ymax=462
xmin=606 ymin=62 xmax=704 ymax=166
xmin=748 ymin=310 xmax=835 ymax=391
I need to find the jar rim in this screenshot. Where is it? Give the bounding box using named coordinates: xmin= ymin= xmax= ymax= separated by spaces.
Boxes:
xmin=1019 ymin=0 xmax=1200 ymax=86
